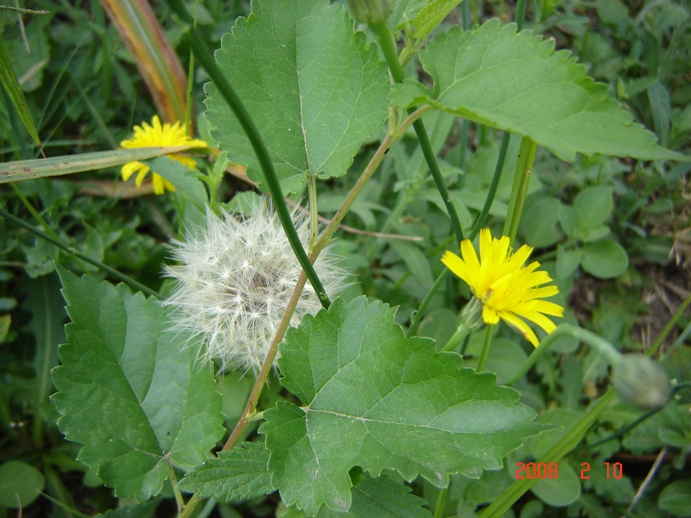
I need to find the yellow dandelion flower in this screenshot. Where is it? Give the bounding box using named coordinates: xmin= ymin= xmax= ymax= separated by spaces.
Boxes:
xmin=442 ymin=228 xmax=564 ymax=347
xmin=120 ymin=116 xmax=207 ymax=195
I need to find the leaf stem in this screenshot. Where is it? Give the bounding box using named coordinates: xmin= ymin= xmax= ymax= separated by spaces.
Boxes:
xmin=369 ymin=21 xmax=464 ymax=243
xmin=166 ymin=456 xmax=185 ymax=514
xmin=0 ymin=206 xmax=162 ymax=299
xmin=408 ymin=270 xmax=449 ymax=338
xmin=502 ymin=136 xmax=536 ymax=243
xmin=167 ymin=0 xmax=331 ymax=309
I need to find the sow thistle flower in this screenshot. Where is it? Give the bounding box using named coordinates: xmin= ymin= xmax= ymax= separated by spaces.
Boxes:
xmin=442 ymin=229 xmax=563 ymax=346
xmin=120 ymin=115 xmax=207 ymax=195
xmin=163 ymin=197 xmax=347 ymax=373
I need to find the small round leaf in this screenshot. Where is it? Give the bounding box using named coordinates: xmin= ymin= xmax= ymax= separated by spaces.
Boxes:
xmin=580 ymin=240 xmax=628 ymax=279
xmin=0 ymin=461 xmax=45 ymax=508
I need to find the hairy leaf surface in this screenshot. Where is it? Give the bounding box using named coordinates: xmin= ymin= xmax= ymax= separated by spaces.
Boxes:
xmin=51 ymin=268 xmax=224 ymax=501
xmin=393 ymin=20 xmax=686 ymax=162
xmin=261 ymin=296 xmax=543 ymax=515
xmin=178 ymin=442 xmax=275 ymax=502
xmin=205 ymin=0 xmax=389 ymax=194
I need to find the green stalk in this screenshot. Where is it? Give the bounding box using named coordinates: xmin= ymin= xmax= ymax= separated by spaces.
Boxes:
xmin=476 ymin=325 xmax=494 ymax=372
xmin=441 ymin=320 xmax=472 ymax=352
xmin=369 ymin=21 xmax=464 ymax=244
xmin=434 ymin=487 xmax=448 ymax=518
xmin=0 ymin=207 xmax=162 ymax=299
xmin=505 ymin=324 xmax=622 ymax=386
xmin=307 ymin=173 xmax=319 ymax=251
xmin=470 ymin=132 xmax=511 ymax=239
xmin=648 ymin=290 xmax=691 ymax=357
xmin=480 ymin=389 xmax=617 ymax=518
xmin=10 ymin=184 xmax=61 ymax=241
xmin=408 ymin=269 xmax=449 ymax=338
xmin=502 ymin=136 xmax=536 ymax=243
xmin=167 ymin=0 xmax=330 ymax=309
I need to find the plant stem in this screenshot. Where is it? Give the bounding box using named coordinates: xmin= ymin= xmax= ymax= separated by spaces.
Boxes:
xmin=166 ymin=457 xmax=185 ymax=514
xmin=648 ymin=290 xmax=691 ymax=357
xmin=479 ymin=389 xmax=617 ymax=517
xmin=307 ymin=173 xmax=319 ymax=251
xmin=470 ymin=132 xmax=511 ymax=240
xmin=0 ymin=207 xmax=162 ymax=299
xmin=167 ymin=0 xmax=331 ymax=309
xmin=408 ymin=269 xmax=449 ymax=338
xmin=441 ymin=321 xmax=471 ymax=352
xmin=221 ymin=111 xmax=425 ymax=453
xmin=502 ymin=136 xmax=536 ymax=243
xmin=179 ymin=495 xmax=200 ymax=518
xmin=476 ymin=325 xmax=494 ymax=372
xmin=369 ymin=21 xmax=464 ymax=244
xmin=434 ymin=487 xmax=448 ymax=518
xmin=505 ymin=324 xmax=623 ymax=386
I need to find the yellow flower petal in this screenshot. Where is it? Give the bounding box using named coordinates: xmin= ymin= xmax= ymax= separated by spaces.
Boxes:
xmin=442 ymin=229 xmax=564 ymax=347
xmin=119 ymin=115 xmax=208 ymax=195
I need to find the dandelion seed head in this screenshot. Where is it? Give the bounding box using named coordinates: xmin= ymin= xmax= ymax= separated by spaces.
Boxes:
xmin=163 ymin=197 xmax=348 ymax=373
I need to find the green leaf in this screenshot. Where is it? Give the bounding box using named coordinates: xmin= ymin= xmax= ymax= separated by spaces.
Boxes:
xmin=647 ymin=80 xmax=671 ymax=147
xmin=261 ymin=296 xmax=543 ymax=515
xmin=388 ymin=240 xmax=434 ymax=286
xmin=530 ymin=461 xmax=580 ymax=507
xmin=51 ymin=268 xmax=224 ymax=501
xmin=413 ymin=0 xmax=463 ymax=43
xmin=97 ymin=499 xmax=160 ymax=518
xmin=205 ymin=0 xmax=389 ymax=194
xmin=283 ymin=472 xmax=432 ymax=518
xmin=580 ymin=240 xmax=628 ymax=278
xmin=25 ymin=274 xmax=65 ymax=429
xmin=0 ymin=146 xmax=196 ymax=184
xmin=337 ymin=471 xmax=432 ymax=517
xmin=556 ymin=245 xmax=582 ymax=279
xmin=464 ymin=337 xmax=528 ymax=385
xmin=520 ymin=197 xmax=563 ymax=248
xmin=178 ymin=442 xmax=275 ymax=502
xmin=0 ymin=461 xmax=45 ymax=508
xmin=659 ymin=479 xmax=691 ymax=517
xmin=0 ymin=34 xmax=41 ymax=148
xmin=394 ymin=20 xmax=686 ymax=162
xmin=142 ymin=156 xmax=208 ymax=210
xmin=573 ymin=186 xmax=612 ymax=228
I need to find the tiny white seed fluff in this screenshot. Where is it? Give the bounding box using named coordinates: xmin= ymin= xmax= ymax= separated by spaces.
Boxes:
xmin=163 ymin=197 xmax=348 ymax=374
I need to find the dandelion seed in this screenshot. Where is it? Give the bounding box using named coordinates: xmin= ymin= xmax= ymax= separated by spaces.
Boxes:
xmin=164 ymin=197 xmax=348 ymax=373
xmin=442 ymin=228 xmax=564 ymax=346
xmin=120 ymin=115 xmax=207 ymax=195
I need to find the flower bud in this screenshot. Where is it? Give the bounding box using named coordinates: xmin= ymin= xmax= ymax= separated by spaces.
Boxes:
xmin=460 ymin=296 xmax=485 ymax=332
xmin=347 ymin=0 xmax=392 ymax=25
xmin=612 ymin=355 xmax=671 ymax=410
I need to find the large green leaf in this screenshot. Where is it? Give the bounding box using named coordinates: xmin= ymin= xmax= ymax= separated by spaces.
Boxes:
xmin=205 ymin=0 xmax=389 ymax=194
xmin=178 ymin=442 xmax=275 ymax=502
xmin=393 ymin=19 xmax=687 ymax=162
xmin=261 ymin=296 xmax=543 ymax=515
xmin=51 ymin=268 xmax=224 ymax=501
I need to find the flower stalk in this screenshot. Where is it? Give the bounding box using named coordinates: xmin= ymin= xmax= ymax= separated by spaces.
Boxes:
xmin=167 ymin=0 xmax=331 ymax=309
